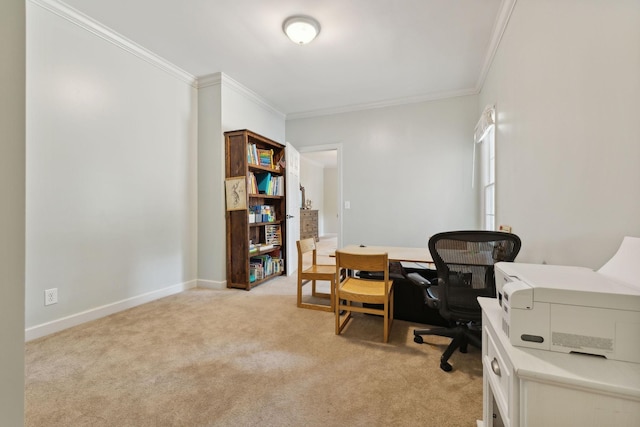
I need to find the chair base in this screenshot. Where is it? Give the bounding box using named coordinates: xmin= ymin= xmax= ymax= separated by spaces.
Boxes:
xmin=298 ymin=301 xmax=333 ymax=312
xmin=336 ymin=301 xmax=393 ymax=343
xmin=298 ymin=278 xmax=335 ymax=312
xmin=413 ymin=323 xmax=482 ymax=372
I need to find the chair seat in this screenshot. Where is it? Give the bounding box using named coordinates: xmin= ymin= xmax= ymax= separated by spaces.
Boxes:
xmin=300 ymin=264 xmax=336 ymax=307
xmin=302 ymin=264 xmax=335 ymax=279
xmin=297 ymin=238 xmax=337 ymax=312
xmin=339 ymin=277 xmax=389 ymax=303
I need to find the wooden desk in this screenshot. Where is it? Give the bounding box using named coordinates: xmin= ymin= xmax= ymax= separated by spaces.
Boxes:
xmin=338 ymin=245 xmax=433 ymax=264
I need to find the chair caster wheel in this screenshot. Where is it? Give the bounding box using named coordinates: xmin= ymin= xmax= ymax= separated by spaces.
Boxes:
xmin=413 ymin=335 xmax=424 ymax=344
xmin=440 ymin=362 xmax=452 ymax=372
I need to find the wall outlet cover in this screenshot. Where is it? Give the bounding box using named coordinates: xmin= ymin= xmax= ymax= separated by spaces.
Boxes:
xmin=45 ymin=288 xmax=58 ymax=306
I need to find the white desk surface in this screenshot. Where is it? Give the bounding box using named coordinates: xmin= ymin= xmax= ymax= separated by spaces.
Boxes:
xmin=479 ymin=297 xmax=640 ymax=400
xmin=337 ymin=245 xmax=433 ymax=264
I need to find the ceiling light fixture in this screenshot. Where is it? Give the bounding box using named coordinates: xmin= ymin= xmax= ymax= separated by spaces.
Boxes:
xmin=283 ymin=15 xmax=320 ymax=45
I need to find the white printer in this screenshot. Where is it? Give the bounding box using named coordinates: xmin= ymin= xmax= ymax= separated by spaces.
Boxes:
xmin=495 ymin=236 xmax=640 ymax=363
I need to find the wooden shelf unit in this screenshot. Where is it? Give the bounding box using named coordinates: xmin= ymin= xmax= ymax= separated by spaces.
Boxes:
xmin=225 ymin=129 xmax=287 ymax=290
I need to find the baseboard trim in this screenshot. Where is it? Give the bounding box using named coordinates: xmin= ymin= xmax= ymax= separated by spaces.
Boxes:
xmin=25 ymin=280 xmax=198 ymax=341
xmin=197 ymin=279 xmax=226 ymax=290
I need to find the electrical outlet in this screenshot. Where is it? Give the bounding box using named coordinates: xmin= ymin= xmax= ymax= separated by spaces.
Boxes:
xmin=44 ymin=288 xmax=58 ymax=306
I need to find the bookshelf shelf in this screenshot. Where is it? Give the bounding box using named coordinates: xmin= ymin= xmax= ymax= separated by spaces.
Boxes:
xmin=249 ymin=164 xmax=279 ymax=173
xmin=249 ymin=220 xmax=284 ymax=228
xmin=225 ymin=129 xmax=287 ymax=290
xmin=247 ymin=195 xmax=284 ymax=200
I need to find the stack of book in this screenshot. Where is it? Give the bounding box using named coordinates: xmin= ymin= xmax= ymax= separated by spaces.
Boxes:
xmin=247 ymin=144 xmax=275 ymax=169
xmin=250 ymin=254 xmax=283 ymax=280
xmin=249 ymin=255 xmax=284 ymax=282
xmin=249 ymin=205 xmax=274 ymax=223
xmin=255 ymin=172 xmax=284 ymax=196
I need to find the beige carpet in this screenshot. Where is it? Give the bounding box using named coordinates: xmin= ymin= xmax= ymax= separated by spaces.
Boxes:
xmin=25 ymin=259 xmax=484 ymax=426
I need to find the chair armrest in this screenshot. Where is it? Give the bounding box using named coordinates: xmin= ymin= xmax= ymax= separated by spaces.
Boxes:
xmin=424 ymin=286 xmax=439 ymax=309
xmin=405 ymin=272 xmax=431 ymax=288
xmin=405 ymin=272 xmax=441 ymax=309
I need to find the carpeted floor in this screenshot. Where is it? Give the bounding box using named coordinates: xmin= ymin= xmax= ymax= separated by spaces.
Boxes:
xmin=25 ymin=239 xmax=484 ymax=426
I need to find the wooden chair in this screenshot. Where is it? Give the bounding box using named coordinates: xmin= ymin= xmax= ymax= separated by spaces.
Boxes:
xmin=297 ymin=238 xmax=336 ymax=312
xmin=335 ymin=250 xmax=394 ymax=342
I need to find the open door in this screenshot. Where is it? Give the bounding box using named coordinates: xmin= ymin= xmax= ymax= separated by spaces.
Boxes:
xmin=285 ymin=142 xmax=301 ymax=276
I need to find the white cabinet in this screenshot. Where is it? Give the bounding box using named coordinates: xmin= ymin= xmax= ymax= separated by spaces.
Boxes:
xmin=479 ymin=298 xmax=640 ymax=427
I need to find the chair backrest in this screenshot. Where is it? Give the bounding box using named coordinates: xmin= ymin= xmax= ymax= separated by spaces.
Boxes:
xmin=297 ymin=238 xmax=317 ymax=272
xmin=336 ymin=250 xmax=390 ymax=291
xmin=428 ymin=231 xmax=521 ymax=322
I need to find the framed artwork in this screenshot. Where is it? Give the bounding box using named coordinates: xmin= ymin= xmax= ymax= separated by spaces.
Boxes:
xmin=225 ymin=176 xmax=247 ymax=211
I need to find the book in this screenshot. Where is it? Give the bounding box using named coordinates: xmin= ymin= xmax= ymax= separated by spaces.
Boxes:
xmin=249 ymin=263 xmax=263 ymax=282
xmin=247 ymin=143 xmax=259 ymax=165
xmin=247 ymin=173 xmax=258 ymax=194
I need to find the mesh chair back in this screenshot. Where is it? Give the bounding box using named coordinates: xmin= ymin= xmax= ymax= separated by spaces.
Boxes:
xmin=428 ymin=231 xmax=521 ymax=322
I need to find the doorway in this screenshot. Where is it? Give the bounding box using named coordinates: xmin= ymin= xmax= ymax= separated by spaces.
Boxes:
xmin=298 ymin=144 xmax=342 ymax=252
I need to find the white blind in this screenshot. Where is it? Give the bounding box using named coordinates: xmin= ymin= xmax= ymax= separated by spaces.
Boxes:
xmin=472 ymin=104 xmax=496 ymax=188
xmin=474 ymin=105 xmax=495 ymax=143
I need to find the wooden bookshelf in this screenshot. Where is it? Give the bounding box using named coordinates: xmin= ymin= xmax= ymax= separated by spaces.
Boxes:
xmin=225 ymin=129 xmax=286 ymax=290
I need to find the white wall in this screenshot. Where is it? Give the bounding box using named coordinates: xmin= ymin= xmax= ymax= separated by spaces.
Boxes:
xmin=26 ymin=1 xmax=198 ymax=336
xmin=481 ymin=0 xmax=640 ymax=268
xmin=300 ymin=156 xmax=325 ymax=233
xmin=323 ymin=167 xmax=338 ymax=234
xmin=196 ymin=80 xmax=223 ymax=287
xmin=287 ymin=95 xmax=479 ymax=247
xmin=221 ymin=77 xmax=286 ymax=142
xmin=197 ymin=73 xmax=285 ymax=287
xmin=0 ymin=0 xmax=25 ymax=423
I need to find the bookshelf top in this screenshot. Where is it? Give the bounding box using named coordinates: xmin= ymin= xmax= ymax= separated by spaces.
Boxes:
xmin=224 ymin=129 xmax=284 ymax=150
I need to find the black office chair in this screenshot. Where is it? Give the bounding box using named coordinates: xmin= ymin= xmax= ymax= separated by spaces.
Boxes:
xmin=408 ymin=230 xmax=521 ymax=372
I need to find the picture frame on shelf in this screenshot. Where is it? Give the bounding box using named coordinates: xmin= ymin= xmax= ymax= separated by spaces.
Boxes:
xmin=225 ymin=176 xmax=247 ymax=211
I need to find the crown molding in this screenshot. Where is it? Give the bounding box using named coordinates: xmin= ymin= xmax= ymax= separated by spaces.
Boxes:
xmin=198 ymin=72 xmax=286 ymax=120
xmin=475 ymin=0 xmax=518 ymax=92
xmin=196 ymin=73 xmax=224 ymax=89
xmin=288 ymin=0 xmax=517 ymax=121
xmin=286 ymin=87 xmax=478 ymax=120
xmin=29 ymin=0 xmax=197 ymax=87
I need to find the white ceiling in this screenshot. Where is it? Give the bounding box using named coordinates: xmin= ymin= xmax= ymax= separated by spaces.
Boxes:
xmin=60 ymin=0 xmax=507 ymax=118
xmin=301 ymin=150 xmax=338 ymax=169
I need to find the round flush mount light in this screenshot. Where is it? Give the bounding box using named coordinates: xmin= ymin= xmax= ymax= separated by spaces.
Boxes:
xmin=283 ymin=15 xmax=320 ymax=45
